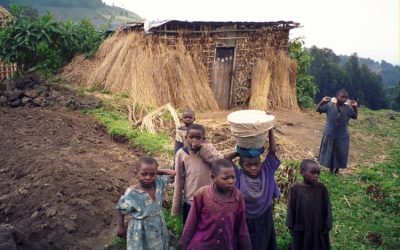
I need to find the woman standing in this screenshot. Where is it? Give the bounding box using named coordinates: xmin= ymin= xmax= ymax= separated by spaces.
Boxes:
xmin=316 ymin=89 xmax=358 ymax=174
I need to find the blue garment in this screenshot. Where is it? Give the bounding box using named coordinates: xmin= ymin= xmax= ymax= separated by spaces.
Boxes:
xmin=318 ymin=102 xmax=356 ymax=169
xmin=236 ymin=146 xmax=265 ymax=158
xmin=235 ymin=153 xmax=281 ymax=218
xmin=116 ymin=175 xmax=169 ymax=250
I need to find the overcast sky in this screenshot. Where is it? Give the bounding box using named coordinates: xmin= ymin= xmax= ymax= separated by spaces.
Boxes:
xmin=102 ymin=0 xmax=399 ymax=65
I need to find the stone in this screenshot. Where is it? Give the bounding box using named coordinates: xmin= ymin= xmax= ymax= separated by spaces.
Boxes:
xmin=17 ymin=188 xmax=29 ymax=195
xmin=69 ymin=198 xmax=90 ymax=207
xmin=8 ymin=99 xmax=22 ymax=108
xmin=21 ymin=97 xmax=32 ymax=104
xmin=33 ymin=84 xmax=47 ymax=93
xmin=24 ymin=90 xmax=39 ymax=98
xmin=5 ymin=81 xmax=16 ymax=91
xmin=63 ymin=220 xmax=77 ymax=233
xmin=0 ymin=96 xmax=7 ymax=105
xmin=13 ymin=89 xmax=25 ymax=98
xmin=33 ymin=97 xmax=45 ymax=106
xmin=31 ymin=211 xmax=39 ymax=219
xmin=46 ymin=208 xmax=57 ymax=217
xmin=69 ymin=213 xmax=78 ymax=220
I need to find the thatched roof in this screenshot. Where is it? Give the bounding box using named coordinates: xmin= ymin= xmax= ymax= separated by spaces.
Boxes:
xmin=0 ymin=6 xmax=11 ymax=18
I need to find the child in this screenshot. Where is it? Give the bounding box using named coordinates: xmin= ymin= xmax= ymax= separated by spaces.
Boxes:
xmin=171 ymin=123 xmax=221 ymax=225
xmin=116 ymin=157 xmax=175 ymax=250
xmin=174 ymin=110 xmax=196 ymax=154
xmin=179 ymin=159 xmax=252 ymax=250
xmin=225 ymin=128 xmax=280 ymax=250
xmin=286 ymin=159 xmax=332 ymax=250
xmin=316 ymin=89 xmax=358 ymax=174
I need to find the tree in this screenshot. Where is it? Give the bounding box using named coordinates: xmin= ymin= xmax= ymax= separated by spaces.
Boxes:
xmin=289 ymin=38 xmax=319 ymax=108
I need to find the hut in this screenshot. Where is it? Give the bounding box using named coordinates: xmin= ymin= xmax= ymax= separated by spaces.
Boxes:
xmin=64 ymin=20 xmax=300 ymax=111
xmin=0 ymin=6 xmax=17 ymax=80
xmin=147 ymin=20 xmax=300 ymax=109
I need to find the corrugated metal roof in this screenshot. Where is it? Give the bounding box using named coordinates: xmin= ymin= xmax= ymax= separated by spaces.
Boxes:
xmin=147 ymin=19 xmax=300 ymax=31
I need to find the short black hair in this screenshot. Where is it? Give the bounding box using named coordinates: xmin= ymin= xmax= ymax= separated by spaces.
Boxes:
xmin=182 ymin=109 xmax=195 ymax=116
xmin=186 ymin=123 xmax=205 ymax=136
xmin=211 ymin=159 xmax=234 ymax=175
xmin=300 ymin=159 xmax=319 ymax=172
xmin=136 ymin=157 xmax=158 ymax=171
xmin=336 ymin=89 xmax=348 ymax=96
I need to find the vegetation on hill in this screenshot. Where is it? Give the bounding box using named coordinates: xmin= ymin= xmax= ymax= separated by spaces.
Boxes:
xmin=308 ymin=46 xmax=399 ymax=111
xmin=0 ymin=4 xmax=106 ymax=74
xmin=339 ymin=55 xmax=399 ymax=87
xmin=0 ymin=0 xmax=141 ymax=27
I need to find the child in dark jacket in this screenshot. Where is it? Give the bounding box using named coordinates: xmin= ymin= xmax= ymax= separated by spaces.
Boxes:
xmin=286 ymin=159 xmax=332 ymax=250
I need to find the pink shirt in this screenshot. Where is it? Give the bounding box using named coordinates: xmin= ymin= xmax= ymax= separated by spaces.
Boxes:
xmin=179 ymin=185 xmax=252 ymax=250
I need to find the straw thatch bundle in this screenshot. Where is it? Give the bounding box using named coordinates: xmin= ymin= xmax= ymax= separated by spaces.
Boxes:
xmin=63 ymin=31 xmax=219 ymax=111
xmin=249 ymin=50 xmax=298 ymax=111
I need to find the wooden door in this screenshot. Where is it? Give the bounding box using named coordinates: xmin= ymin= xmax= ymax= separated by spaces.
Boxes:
xmin=212 ymin=47 xmax=234 ymax=109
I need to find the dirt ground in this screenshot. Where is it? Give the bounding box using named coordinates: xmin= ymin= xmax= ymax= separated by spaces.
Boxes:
xmin=0 ymin=103 xmax=389 ymax=249
xmin=0 ymin=107 xmax=141 ymax=249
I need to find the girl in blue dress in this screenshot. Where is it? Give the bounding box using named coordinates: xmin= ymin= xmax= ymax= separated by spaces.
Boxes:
xmin=116 ymin=157 xmax=175 ymax=250
xmin=316 ymin=89 xmax=358 ymax=174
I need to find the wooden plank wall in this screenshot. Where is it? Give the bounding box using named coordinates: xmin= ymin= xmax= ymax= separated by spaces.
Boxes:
xmin=0 ymin=12 xmax=17 ymax=80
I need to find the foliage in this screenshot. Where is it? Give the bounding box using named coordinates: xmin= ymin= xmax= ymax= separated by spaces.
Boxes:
xmin=309 ymin=47 xmax=389 ymax=110
xmin=339 ymin=55 xmax=400 ymax=87
xmin=163 ymin=208 xmax=183 ymax=236
xmin=288 ymin=38 xmax=319 ymax=108
xmin=0 ymin=4 xmax=106 ymax=74
xmin=0 ymin=0 xmax=141 ymax=27
xmin=82 ymin=108 xmax=171 ymax=155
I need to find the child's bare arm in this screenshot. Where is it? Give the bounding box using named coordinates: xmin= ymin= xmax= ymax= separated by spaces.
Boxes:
xmin=350 ymin=100 xmax=358 ymax=119
xmin=171 ymin=153 xmax=185 ymax=216
xmin=116 ymin=212 xmax=126 ymax=237
xmin=268 ymin=129 xmax=277 ymax=154
xmin=224 ymin=151 xmax=239 ymax=161
xmin=157 ymin=169 xmax=176 ymax=177
xmin=199 ymin=143 xmax=221 ymax=163
xmin=316 ymin=96 xmax=331 ymax=112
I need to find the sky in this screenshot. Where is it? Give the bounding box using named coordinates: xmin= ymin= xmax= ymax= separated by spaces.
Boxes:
xmin=102 ymin=0 xmax=399 ymax=65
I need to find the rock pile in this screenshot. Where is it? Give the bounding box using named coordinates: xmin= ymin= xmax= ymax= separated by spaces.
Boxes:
xmin=0 ymin=74 xmax=101 ymax=109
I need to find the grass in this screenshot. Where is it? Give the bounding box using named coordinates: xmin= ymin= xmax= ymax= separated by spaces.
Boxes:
xmin=274 ymin=109 xmax=400 ymax=250
xmin=82 ymin=108 xmax=171 ymax=155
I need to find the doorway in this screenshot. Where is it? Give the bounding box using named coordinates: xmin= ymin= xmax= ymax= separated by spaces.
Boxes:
xmin=211 ymin=47 xmax=235 ymax=109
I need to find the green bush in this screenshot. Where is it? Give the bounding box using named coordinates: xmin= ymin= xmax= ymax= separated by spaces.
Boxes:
xmin=0 ymin=4 xmax=106 ymax=75
xmin=289 ymin=38 xmax=319 ymax=108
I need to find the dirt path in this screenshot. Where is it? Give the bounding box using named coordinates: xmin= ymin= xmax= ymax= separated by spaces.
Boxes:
xmin=0 ymin=107 xmax=140 ymax=249
xmin=197 ymin=108 xmax=380 ymax=172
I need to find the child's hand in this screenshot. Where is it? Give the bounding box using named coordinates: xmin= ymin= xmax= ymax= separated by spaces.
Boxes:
xmin=350 ymin=100 xmax=358 ymax=109
xmin=192 ymin=141 xmax=203 ymax=151
xmin=321 ymin=96 xmax=331 ymax=103
xmin=117 ymin=226 xmax=126 ymax=238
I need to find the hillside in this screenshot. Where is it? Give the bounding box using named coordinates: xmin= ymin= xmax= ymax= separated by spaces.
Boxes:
xmin=339 ymin=55 xmax=400 ymax=87
xmin=0 ymin=0 xmax=141 ymax=27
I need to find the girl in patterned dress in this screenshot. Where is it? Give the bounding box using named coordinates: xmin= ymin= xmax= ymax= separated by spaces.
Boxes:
xmin=116 ymin=157 xmax=175 ymax=250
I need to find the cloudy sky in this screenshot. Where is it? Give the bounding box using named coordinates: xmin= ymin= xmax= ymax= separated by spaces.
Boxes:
xmin=102 ymin=0 xmax=399 ymax=65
